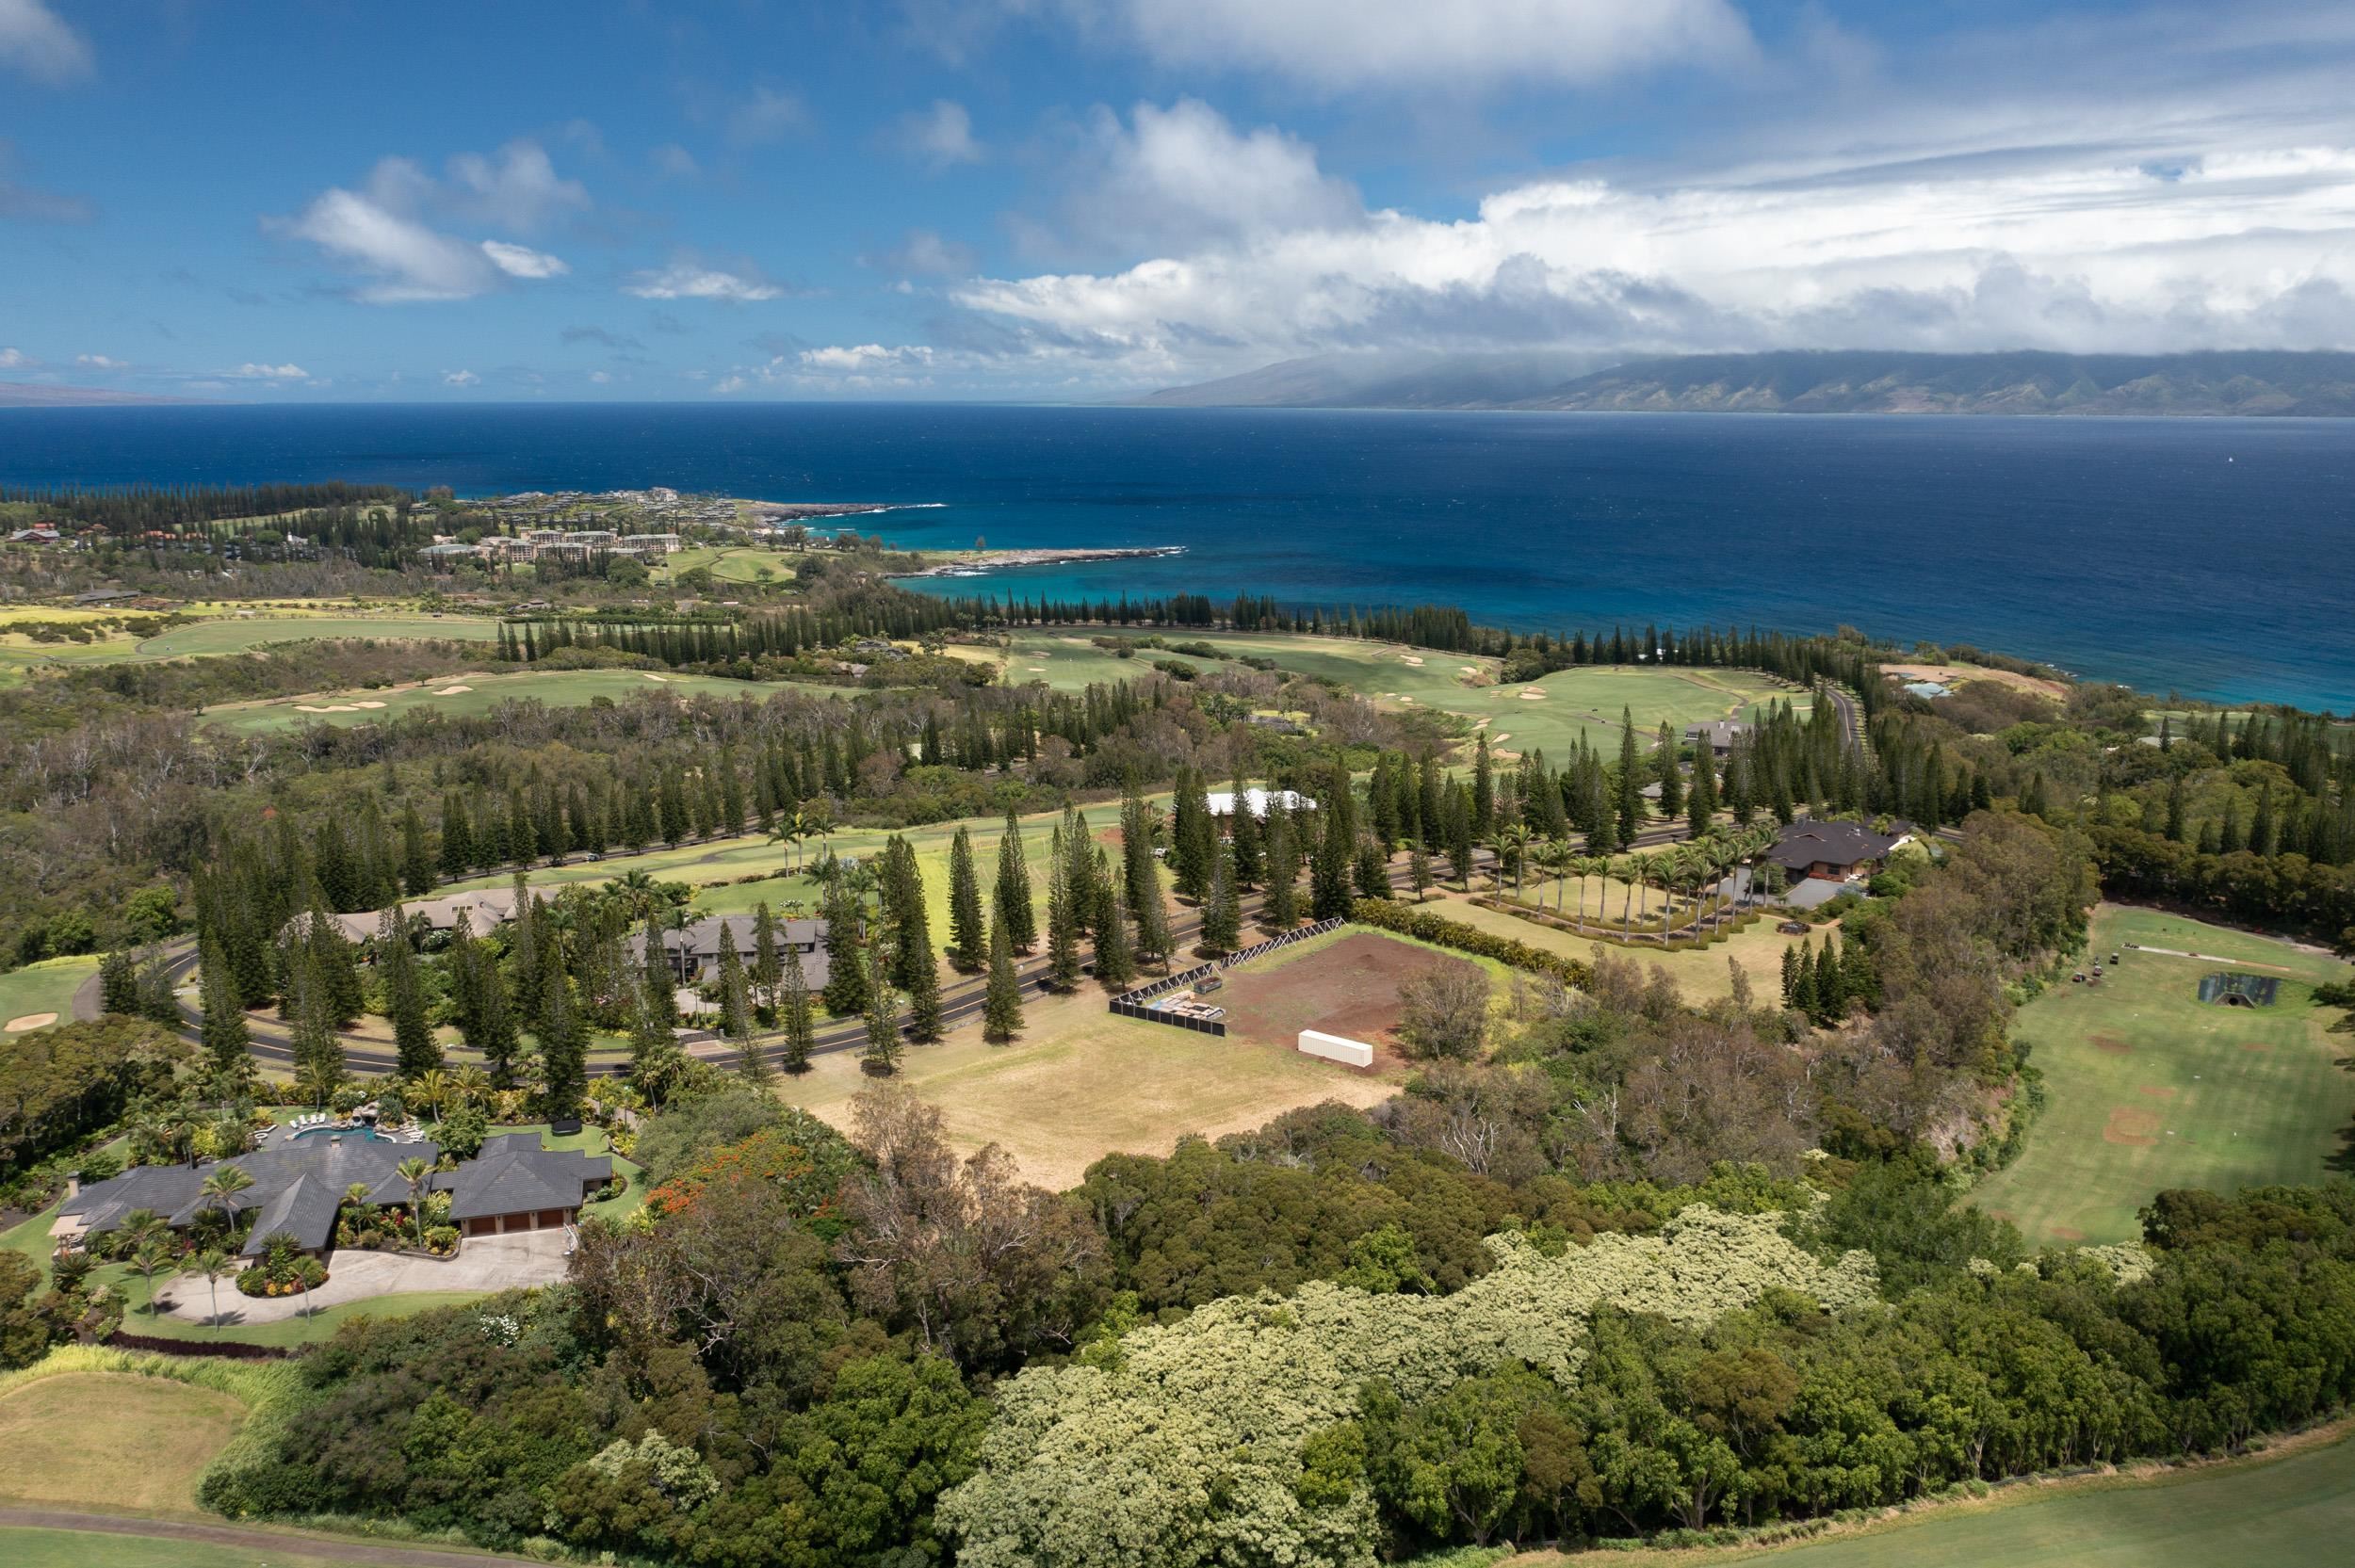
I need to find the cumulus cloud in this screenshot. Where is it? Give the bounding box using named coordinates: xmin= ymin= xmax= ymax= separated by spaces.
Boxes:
xmin=276 ymin=143 xmax=580 ymax=303
xmin=898 ymin=100 xmax=983 ymax=169
xmin=0 ymin=347 xmax=33 ymax=368
xmin=1064 ymin=99 xmax=1362 ymax=252
xmin=943 ymin=94 xmax=2355 ymax=380
xmin=624 ymin=260 xmax=783 ymax=302
xmin=728 ymin=88 xmax=807 ymax=147
xmin=75 ymin=353 xmax=125 ymax=369
xmin=0 ymin=0 xmax=90 ymax=82
xmin=801 ymin=344 xmax=934 ymax=371
xmin=227 ymin=362 xmax=307 ymax=380
xmin=443 ymin=369 xmax=479 ymax=386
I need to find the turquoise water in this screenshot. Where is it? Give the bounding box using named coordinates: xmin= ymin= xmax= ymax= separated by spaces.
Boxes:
xmin=2 ymin=403 xmax=2348 ymax=708
xmin=290 ymin=1123 xmax=388 ymax=1141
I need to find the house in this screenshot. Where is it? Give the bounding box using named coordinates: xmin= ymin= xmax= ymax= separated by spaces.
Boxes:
xmin=55 ymin=1133 xmax=438 ymax=1258
xmin=285 ymin=888 xmax=521 ymax=946
xmin=5 ymin=525 xmax=61 ymax=545
xmin=1767 ymin=818 xmax=1915 ymax=882
xmin=628 ymin=914 xmax=829 ymax=987
xmin=55 ymin=1129 xmax=610 ymax=1255
xmin=73 ymin=587 xmax=141 ymax=606
xmin=1683 ymin=719 xmax=1750 ymax=756
xmin=1903 ymin=681 xmax=1953 ymax=700
xmin=1207 ymin=787 xmax=1316 ymax=818
xmin=435 ymin=1133 xmax=611 ymax=1237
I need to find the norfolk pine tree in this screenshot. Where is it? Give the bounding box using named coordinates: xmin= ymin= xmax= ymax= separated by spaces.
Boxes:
xmin=860 ymin=934 xmax=901 ymax=1074
xmin=1202 ymin=839 xmax=1242 ymax=954
xmin=381 ymin=906 xmax=441 ymax=1079
xmin=983 ymin=911 xmax=1025 ymax=1043
xmin=948 ymin=824 xmax=986 ymax=969
xmin=1656 ymin=722 xmax=1684 ymax=818
xmin=778 ymin=941 xmax=816 ymax=1073
xmin=993 ymin=807 xmax=1038 ymax=951
xmin=198 ymin=931 xmax=251 ymax=1083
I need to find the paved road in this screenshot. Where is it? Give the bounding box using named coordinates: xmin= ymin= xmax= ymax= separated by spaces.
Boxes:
xmin=0 ymin=1507 xmax=549 ymax=1566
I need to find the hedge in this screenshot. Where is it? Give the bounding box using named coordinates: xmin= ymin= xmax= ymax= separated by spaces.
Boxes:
xmin=1351 ymin=898 xmax=1591 ymax=990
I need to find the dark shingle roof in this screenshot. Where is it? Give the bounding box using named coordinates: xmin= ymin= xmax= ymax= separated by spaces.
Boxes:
xmin=60 ymin=1134 xmax=438 ymax=1254
xmin=1767 ymin=818 xmax=1914 ymax=873
xmin=435 ymin=1133 xmax=610 ymax=1222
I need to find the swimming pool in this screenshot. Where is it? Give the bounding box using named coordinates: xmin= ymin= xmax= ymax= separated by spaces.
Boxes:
xmin=290 ymin=1123 xmax=389 ymax=1141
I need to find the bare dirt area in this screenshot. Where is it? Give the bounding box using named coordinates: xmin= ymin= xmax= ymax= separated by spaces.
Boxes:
xmin=1884 ymin=661 xmax=2070 ymax=701
xmin=1217 ymin=931 xmax=1480 ymax=1071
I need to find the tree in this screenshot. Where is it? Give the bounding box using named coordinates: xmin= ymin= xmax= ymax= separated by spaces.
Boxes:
xmin=821 ymin=876 xmax=870 ymax=1018
xmin=1655 ymin=721 xmax=1684 ymax=819
xmin=1408 ymin=847 xmax=1435 ymax=901
xmin=1094 ymin=881 xmax=1137 ymax=990
xmin=948 ymin=825 xmax=986 ymax=969
xmin=752 ymin=901 xmax=784 ymax=1015
xmin=1131 ymin=853 xmax=1174 ymax=971
xmin=714 ymin=919 xmax=749 ymax=1040
xmin=200 ymin=1164 xmax=254 ymax=1237
xmin=860 ymin=935 xmax=901 ymax=1075
xmin=903 ymin=911 xmax=946 ymax=1043
xmin=1398 ymin=963 xmax=1492 ymax=1060
xmin=1264 ymin=810 xmax=1301 ymax=928
xmin=1045 ymin=881 xmax=1084 ymax=991
xmin=399 ymin=803 xmax=435 ymax=897
xmin=1688 ymin=746 xmax=1719 ymax=840
xmin=1170 ymin=769 xmax=1217 ymax=900
xmin=984 ymin=912 xmax=1025 ymax=1043
xmin=99 ymin=949 xmax=140 ymax=1015
xmin=381 ymin=908 xmax=440 ymax=1080
xmin=779 ymin=942 xmax=816 ymax=1074
xmin=396 ymin=1156 xmax=433 ymax=1247
xmin=994 ymin=807 xmax=1038 ymax=951
xmin=192 ymin=1249 xmax=236 ymax=1335
xmin=1201 ymin=839 xmax=1242 ymax=954
xmin=1616 ymin=706 xmax=1645 ymax=846
xmin=197 ymin=931 xmax=251 ymax=1085
xmin=537 ymin=970 xmax=587 ymax=1120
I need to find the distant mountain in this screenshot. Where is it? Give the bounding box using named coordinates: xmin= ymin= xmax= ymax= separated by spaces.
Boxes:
xmin=1140 ymin=350 xmax=2355 ymax=415
xmin=0 ymin=381 xmax=193 ymax=408
xmin=1128 ymin=350 xmax=1611 ymax=409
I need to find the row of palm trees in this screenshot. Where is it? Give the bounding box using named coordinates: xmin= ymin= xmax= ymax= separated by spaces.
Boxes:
xmin=1493 ymin=822 xmax=1780 ymax=945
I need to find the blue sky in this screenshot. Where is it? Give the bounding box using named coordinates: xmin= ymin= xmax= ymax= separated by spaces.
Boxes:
xmin=4 ymin=0 xmax=2354 ymax=400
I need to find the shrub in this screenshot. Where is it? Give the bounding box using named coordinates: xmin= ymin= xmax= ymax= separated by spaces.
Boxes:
xmin=424 ymin=1226 xmax=459 ymax=1256
xmin=1352 ymin=898 xmax=1592 ymax=990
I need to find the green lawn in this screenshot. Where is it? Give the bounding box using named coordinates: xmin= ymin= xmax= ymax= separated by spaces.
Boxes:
xmin=134 ymin=614 xmax=499 ymax=660
xmin=1970 ymin=905 xmax=2355 ymax=1246
xmin=0 ymin=955 xmax=95 ymax=1033
xmin=0 ymin=1530 xmax=372 ymax=1568
xmin=1541 ymin=1429 xmax=2355 ymax=1567
xmin=661 ymin=543 xmax=804 ymax=584
xmin=202 ymin=667 xmax=787 ymax=733
xmin=957 ymin=631 xmax=1804 ymax=760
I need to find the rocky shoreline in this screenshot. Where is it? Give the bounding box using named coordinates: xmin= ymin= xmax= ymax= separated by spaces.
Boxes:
xmin=892 ymin=544 xmax=1186 ymax=578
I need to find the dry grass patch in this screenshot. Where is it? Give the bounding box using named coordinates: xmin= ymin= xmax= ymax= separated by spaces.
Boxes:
xmin=0 ymin=1371 xmax=247 ymax=1518
xmin=778 ymin=992 xmax=1403 ymax=1188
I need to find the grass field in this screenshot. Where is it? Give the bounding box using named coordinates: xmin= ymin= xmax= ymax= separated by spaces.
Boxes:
xmin=1969 ymin=904 xmax=2355 ymax=1246
xmin=135 ymin=614 xmax=500 ymax=660
xmin=954 ymin=631 xmax=1805 ymax=760
xmin=1424 ymin=892 xmax=1817 ymax=1006
xmin=661 ymin=543 xmax=804 ymax=584
xmin=0 ymin=955 xmax=94 ymax=1033
xmin=0 ymin=1530 xmax=370 ymax=1568
xmin=776 ymin=982 xmax=1402 ymax=1188
xmin=1527 ymin=1427 xmax=2355 ymax=1568
xmin=202 ymin=667 xmax=783 ymax=732
xmin=0 ymin=1370 xmax=246 ymax=1518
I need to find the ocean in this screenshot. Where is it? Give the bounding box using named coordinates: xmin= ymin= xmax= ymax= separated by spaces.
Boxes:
xmin=2 ymin=402 xmax=2349 ymax=710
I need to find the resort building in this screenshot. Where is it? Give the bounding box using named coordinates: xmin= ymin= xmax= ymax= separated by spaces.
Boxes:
xmin=1683 ymin=719 xmax=1751 ymax=756
xmin=438 ymin=1134 xmax=612 ymax=1238
xmin=285 ymin=888 xmax=523 ymax=946
xmin=1206 ymin=788 xmax=1316 ymax=818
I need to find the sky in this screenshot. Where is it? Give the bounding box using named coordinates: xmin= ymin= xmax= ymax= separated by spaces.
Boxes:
xmin=4 ymin=0 xmax=2355 ymax=401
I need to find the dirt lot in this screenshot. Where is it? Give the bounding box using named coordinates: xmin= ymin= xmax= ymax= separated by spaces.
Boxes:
xmin=1883 ymin=661 xmax=2069 ymax=702
xmin=1215 ymin=931 xmax=1483 ymax=1071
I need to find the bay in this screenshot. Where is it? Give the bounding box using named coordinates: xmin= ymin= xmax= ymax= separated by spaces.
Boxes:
xmin=1 ymin=402 xmax=2348 ymax=709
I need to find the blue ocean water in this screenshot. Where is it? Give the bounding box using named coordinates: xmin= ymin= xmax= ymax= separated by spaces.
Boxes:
xmin=2 ymin=402 xmax=2349 ymax=710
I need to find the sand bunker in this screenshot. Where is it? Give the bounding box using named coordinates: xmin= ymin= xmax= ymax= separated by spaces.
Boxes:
xmin=432 ymin=685 xmax=473 ymax=696
xmin=642 ymin=672 xmax=673 ymax=682
xmin=355 ymin=700 xmax=384 ymax=708
xmin=1399 ymin=654 xmax=1424 ymax=665
xmin=1459 ymin=666 xmax=1479 ymax=675
xmin=3 ymin=1011 xmax=58 ymax=1032
xmin=1518 ymin=687 xmax=1549 ymax=701
xmin=1493 ymin=733 xmax=1511 ymax=744
xmin=1026 ymin=667 xmax=1047 ymax=672
xmin=294 ymin=703 xmax=359 ymax=713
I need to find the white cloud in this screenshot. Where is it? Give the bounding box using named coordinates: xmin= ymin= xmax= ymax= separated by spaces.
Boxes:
xmin=899 ymin=100 xmax=983 ymax=169
xmin=623 ymin=261 xmax=782 ymax=301
xmin=1067 ymin=99 xmax=1362 ymax=251
xmin=1084 ymin=0 xmax=1748 ymax=91
xmin=0 ymin=347 xmax=30 ymax=368
xmin=0 ymin=0 xmax=90 ymax=82
xmin=728 ymin=88 xmax=807 ymax=147
xmin=480 ymin=239 xmax=570 ymax=279
xmin=651 ymin=143 xmax=701 ymax=179
xmin=444 ymin=140 xmax=589 ymax=233
xmin=74 ymin=353 xmax=125 ymax=369
xmin=276 ymin=143 xmax=583 ymax=303
xmin=444 ymin=369 xmax=479 ymax=386
xmin=875 ymin=229 xmax=977 ymax=278
xmin=589 ymin=369 xmax=613 ymax=384
xmin=227 ymin=362 xmax=307 ymax=380
xmin=801 ymin=344 xmax=934 ymax=371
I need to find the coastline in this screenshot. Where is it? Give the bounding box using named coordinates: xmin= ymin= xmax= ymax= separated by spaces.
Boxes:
xmin=890 ymin=544 xmax=1187 ymax=579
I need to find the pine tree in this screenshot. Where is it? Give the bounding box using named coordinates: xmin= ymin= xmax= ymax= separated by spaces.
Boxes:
xmin=1789 ymin=940 xmax=1818 ymax=1017
xmin=1045 ymin=881 xmax=1083 ymax=990
xmin=99 ymin=949 xmax=139 ymax=1015
xmin=381 ymin=909 xmax=440 ymax=1080
xmin=1310 ymin=778 xmax=1355 ymax=920
xmin=752 ymin=901 xmax=783 ymax=1017
xmin=1447 ymin=783 xmax=1476 ymax=890
xmin=1228 ymin=780 xmax=1263 ymax=886
xmin=537 ymin=971 xmax=587 ymax=1119
xmin=820 ymin=878 xmax=869 ymax=1017
xmin=1779 ymin=942 xmax=1802 ymax=1008
xmin=1202 ymin=839 xmax=1242 ymax=953
xmin=475 ymin=952 xmax=519 ymax=1088
xmin=714 ymin=920 xmax=749 ymax=1040
xmin=1407 ymin=847 xmax=1434 ymax=900
xmin=860 ymin=936 xmax=901 ymax=1075
xmin=1132 ymin=849 xmax=1174 ymax=969
xmin=1264 ymin=810 xmax=1300 ymax=928
xmin=1170 ymin=768 xmax=1217 ymax=900
xmin=1471 ymin=733 xmax=1495 ymax=838
xmin=778 ymin=943 xmax=816 ymax=1074
xmin=1813 ymin=940 xmax=1844 ymax=1024
xmin=1616 ymin=707 xmax=1645 ymax=846
xmin=948 ymin=824 xmax=986 ymax=968
xmin=197 ymin=931 xmax=251 ymax=1083
xmin=399 ymin=804 xmax=435 ymax=897
xmin=902 ymin=906 xmax=945 ymax=1043
xmin=1353 ymin=837 xmax=1389 ymax=900
xmin=1656 ymin=722 xmax=1684 ymax=818
xmin=1687 ymin=748 xmax=1718 ymax=839
xmin=983 ymin=912 xmax=1025 ymax=1043
xmin=1094 ymin=881 xmax=1137 ymax=990
xmin=993 ymin=807 xmax=1037 ymax=951
xmin=642 ymin=915 xmax=679 ymax=1025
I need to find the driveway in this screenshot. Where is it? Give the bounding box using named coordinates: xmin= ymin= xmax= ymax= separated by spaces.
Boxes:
xmin=154 ymin=1230 xmax=573 ymax=1326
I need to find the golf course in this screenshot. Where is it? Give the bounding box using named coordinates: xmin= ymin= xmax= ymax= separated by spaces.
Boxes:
xmin=1971 ymin=904 xmax=2355 ymax=1246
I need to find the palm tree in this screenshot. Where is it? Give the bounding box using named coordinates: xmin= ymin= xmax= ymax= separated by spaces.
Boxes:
xmin=1494 ymin=823 xmax=1531 ymax=901
xmin=452 ymin=1062 xmax=493 ymax=1109
xmin=193 ymin=1249 xmax=236 ymax=1334
xmin=200 ymin=1165 xmax=254 ymax=1238
xmin=396 ymin=1157 xmax=434 ymax=1249
xmin=296 ymin=1057 xmax=341 ymax=1111
xmin=128 ymin=1234 xmax=177 ymax=1317
xmin=413 ymin=1067 xmax=451 ymax=1126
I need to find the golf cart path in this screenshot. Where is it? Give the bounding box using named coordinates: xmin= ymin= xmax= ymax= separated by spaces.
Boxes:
xmin=0 ymin=1507 xmax=547 ymax=1565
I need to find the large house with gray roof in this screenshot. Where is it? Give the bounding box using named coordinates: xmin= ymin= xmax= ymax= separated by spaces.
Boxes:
xmin=629 ymin=915 xmax=829 ymax=988
xmin=54 ymin=1129 xmax=609 ymax=1258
